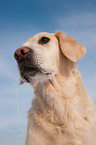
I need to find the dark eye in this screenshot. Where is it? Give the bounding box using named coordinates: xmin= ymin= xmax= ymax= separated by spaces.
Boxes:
xmin=39 ymin=37 xmax=50 ymax=44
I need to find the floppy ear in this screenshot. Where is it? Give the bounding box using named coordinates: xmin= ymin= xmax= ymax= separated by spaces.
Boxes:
xmin=55 ymin=31 xmax=86 ymax=62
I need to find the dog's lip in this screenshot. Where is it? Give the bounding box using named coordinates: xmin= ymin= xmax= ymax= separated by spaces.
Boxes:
xmin=20 ymin=68 xmax=39 ymax=82
xmin=23 ymin=74 xmax=30 ymax=82
xmin=19 ymin=62 xmax=52 ymax=74
xmin=18 ymin=60 xmax=52 ymax=83
xmin=20 ymin=69 xmax=51 ymax=83
xmin=20 ymin=66 xmax=42 ymax=75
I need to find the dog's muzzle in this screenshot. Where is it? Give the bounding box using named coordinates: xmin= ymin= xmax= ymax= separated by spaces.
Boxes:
xmin=14 ymin=47 xmax=45 ymax=82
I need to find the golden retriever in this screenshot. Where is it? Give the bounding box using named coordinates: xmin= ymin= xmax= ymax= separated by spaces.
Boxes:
xmin=14 ymin=31 xmax=96 ymax=145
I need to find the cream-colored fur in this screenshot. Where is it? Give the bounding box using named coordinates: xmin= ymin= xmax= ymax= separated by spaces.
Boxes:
xmin=18 ymin=31 xmax=96 ymax=145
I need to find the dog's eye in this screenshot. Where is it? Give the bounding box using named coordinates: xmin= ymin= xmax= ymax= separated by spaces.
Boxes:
xmin=39 ymin=37 xmax=50 ymax=44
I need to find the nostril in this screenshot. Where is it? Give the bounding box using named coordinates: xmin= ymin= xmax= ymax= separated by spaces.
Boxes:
xmin=21 ymin=49 xmax=25 ymax=55
xmin=20 ymin=48 xmax=30 ymax=55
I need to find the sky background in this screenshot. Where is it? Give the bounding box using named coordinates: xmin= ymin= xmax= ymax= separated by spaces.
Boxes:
xmin=0 ymin=0 xmax=96 ymax=145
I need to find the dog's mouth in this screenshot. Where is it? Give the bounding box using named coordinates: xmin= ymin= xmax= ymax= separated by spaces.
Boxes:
xmin=18 ymin=60 xmax=51 ymax=83
xmin=18 ymin=62 xmax=42 ymax=82
xmin=20 ymin=67 xmax=41 ymax=82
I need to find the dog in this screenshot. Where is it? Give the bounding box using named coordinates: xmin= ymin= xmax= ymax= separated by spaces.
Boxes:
xmin=14 ymin=31 xmax=96 ymax=145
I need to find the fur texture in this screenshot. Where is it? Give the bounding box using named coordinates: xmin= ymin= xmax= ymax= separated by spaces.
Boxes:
xmin=15 ymin=31 xmax=96 ymax=145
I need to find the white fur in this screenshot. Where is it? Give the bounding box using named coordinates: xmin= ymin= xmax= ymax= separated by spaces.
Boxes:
xmin=17 ymin=31 xmax=96 ymax=145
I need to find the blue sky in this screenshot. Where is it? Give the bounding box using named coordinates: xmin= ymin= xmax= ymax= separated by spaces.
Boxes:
xmin=0 ymin=0 xmax=96 ymax=145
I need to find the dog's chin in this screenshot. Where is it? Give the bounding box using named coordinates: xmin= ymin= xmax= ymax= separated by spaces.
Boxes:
xmin=19 ymin=67 xmax=52 ymax=86
xmin=19 ymin=68 xmax=42 ymax=82
xmin=20 ymin=71 xmax=52 ymax=87
xmin=18 ymin=61 xmax=55 ymax=86
xmin=21 ymin=71 xmax=38 ymax=83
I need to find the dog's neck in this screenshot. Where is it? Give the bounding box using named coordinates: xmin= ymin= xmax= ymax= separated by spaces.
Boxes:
xmin=29 ymin=68 xmax=95 ymax=135
xmin=33 ymin=70 xmax=81 ymax=120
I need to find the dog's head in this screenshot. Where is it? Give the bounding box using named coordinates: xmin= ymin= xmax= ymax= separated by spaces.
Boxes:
xmin=14 ymin=31 xmax=86 ymax=86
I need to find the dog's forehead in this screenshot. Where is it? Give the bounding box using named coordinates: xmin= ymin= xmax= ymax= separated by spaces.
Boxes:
xmin=33 ymin=32 xmax=55 ymax=39
xmin=24 ymin=32 xmax=55 ymax=45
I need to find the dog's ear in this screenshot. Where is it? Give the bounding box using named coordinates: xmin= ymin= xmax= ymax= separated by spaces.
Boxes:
xmin=19 ymin=79 xmax=24 ymax=85
xmin=55 ymin=31 xmax=86 ymax=62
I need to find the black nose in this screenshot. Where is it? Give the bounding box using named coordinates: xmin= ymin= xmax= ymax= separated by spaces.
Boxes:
xmin=14 ymin=47 xmax=30 ymax=63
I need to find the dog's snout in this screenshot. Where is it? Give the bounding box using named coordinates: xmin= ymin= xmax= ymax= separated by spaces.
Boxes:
xmin=14 ymin=47 xmax=30 ymax=63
